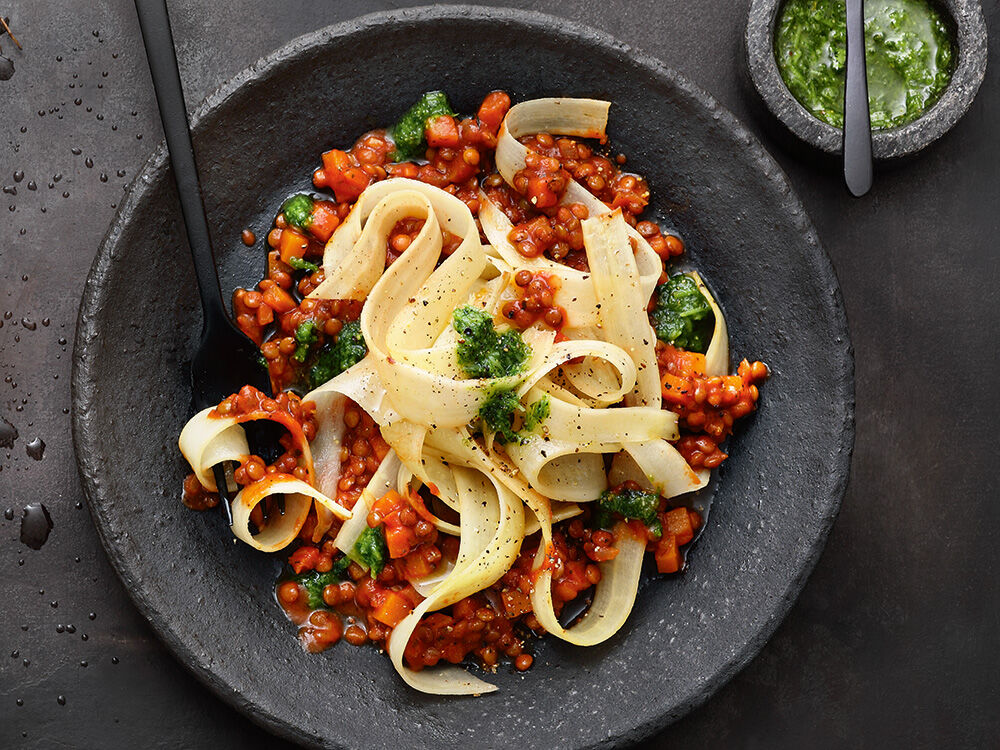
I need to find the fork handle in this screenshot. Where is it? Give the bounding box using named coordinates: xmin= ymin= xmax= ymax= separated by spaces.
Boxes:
xmin=133 ymin=0 xmax=228 ymax=326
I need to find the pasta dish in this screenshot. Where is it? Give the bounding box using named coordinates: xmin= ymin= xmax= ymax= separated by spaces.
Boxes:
xmin=178 ymin=92 xmax=767 ymax=694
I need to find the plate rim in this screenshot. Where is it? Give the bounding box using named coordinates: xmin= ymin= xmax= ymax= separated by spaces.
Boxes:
xmin=71 ymin=5 xmax=855 ymax=748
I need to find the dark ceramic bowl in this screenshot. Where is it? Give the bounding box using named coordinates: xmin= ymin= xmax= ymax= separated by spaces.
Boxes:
xmin=72 ymin=6 xmax=854 ymax=749
xmin=746 ymin=0 xmax=987 ymax=160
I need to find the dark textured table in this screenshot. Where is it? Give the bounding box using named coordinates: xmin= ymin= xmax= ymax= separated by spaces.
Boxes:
xmin=1 ymin=1 xmax=997 ymax=747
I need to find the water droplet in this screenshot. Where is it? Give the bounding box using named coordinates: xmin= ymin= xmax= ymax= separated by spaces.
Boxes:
xmin=117 ymin=169 xmax=126 ymax=177
xmin=71 ymin=147 xmax=82 ymax=155
xmin=99 ymin=173 xmax=108 ymax=183
xmin=62 ymin=191 xmax=69 ymax=198
xmin=57 ymin=695 xmax=66 ymax=706
xmin=20 ymin=503 xmax=53 ymax=549
xmin=0 ymin=417 xmax=17 ymax=448
xmin=80 ymin=660 xmax=88 ymax=667
xmin=42 ymin=318 xmax=50 ymax=326
xmin=58 ymin=336 xmax=67 ymax=345
xmin=22 ymin=658 xmax=29 ymax=667
xmin=56 ymin=623 xmax=65 ymax=633
xmin=13 ymin=170 xmax=24 ymax=182
xmin=50 ymin=601 xmax=58 ymax=608
xmin=20 ymin=624 xmax=28 ymax=631
xmin=27 ymin=180 xmax=36 ymax=191
xmin=81 ymin=633 xmax=88 ymax=641
xmin=21 ymin=318 xmax=36 ymax=331
xmin=0 ymin=56 xmax=16 ymax=81
xmin=74 ymin=98 xmax=82 ymax=106
xmin=53 ymin=173 xmax=62 ymax=182
xmin=3 ymin=508 xmax=13 ymax=520
xmin=111 ymin=656 xmax=119 ymax=664
xmin=11 ymin=649 xmax=18 ymax=657
xmin=3 ymin=185 xmax=17 ymax=195
xmin=26 ymin=437 xmax=45 ymax=460
xmin=16 ymin=698 xmax=23 ymax=706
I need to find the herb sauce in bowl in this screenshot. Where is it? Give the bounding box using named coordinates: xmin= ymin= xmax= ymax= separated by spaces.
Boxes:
xmin=775 ymin=0 xmax=954 ymax=129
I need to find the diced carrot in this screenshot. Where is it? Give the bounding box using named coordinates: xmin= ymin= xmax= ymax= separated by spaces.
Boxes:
xmin=278 ymin=227 xmax=309 ymax=264
xmin=261 ymin=284 xmax=296 ymax=314
xmin=320 ymin=149 xmax=371 ymax=203
xmin=400 ymin=551 xmax=434 ymax=581
xmin=255 ymin=304 xmax=274 ymax=326
xmin=660 ymin=372 xmax=691 ymax=406
xmin=288 ymin=545 xmax=320 ymax=574
xmin=665 ymin=507 xmax=694 ymax=546
xmin=307 ymin=200 xmax=340 ymax=243
xmin=384 ymin=524 xmax=415 ymax=559
xmin=372 ymin=591 xmax=413 ymax=628
xmin=477 ymin=91 xmax=511 ymax=133
xmin=654 ymin=534 xmax=680 ymax=574
xmin=689 ymin=509 xmax=702 ymax=532
xmin=425 ymin=114 xmax=460 ymax=148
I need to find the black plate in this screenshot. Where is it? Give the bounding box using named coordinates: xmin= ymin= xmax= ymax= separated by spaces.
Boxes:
xmin=72 ymin=6 xmax=854 ymax=749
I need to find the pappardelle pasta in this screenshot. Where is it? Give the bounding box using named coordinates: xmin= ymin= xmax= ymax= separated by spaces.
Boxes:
xmin=178 ymin=92 xmax=768 ymax=694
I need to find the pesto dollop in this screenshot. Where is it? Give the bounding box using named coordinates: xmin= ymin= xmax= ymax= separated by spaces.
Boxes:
xmin=775 ymin=0 xmax=954 ymax=130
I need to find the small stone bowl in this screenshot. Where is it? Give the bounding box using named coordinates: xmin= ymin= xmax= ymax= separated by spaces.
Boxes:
xmin=745 ymin=0 xmax=987 ymax=160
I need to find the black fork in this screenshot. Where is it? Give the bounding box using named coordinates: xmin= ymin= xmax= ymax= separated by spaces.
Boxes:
xmin=134 ymin=0 xmax=276 ymax=526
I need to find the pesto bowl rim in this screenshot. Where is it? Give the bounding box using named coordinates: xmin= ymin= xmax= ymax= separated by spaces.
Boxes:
xmin=745 ymin=0 xmax=988 ymax=160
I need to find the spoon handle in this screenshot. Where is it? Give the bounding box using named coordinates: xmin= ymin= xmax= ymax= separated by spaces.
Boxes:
xmin=844 ymin=0 xmax=873 ymax=196
xmin=133 ymin=0 xmax=227 ymax=324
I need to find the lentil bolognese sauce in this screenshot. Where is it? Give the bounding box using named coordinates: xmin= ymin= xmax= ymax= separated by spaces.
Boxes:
xmin=178 ymin=91 xmax=768 ymax=695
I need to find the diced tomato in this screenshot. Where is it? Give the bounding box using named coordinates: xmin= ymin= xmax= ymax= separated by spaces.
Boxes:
xmin=307 ymin=200 xmax=340 ymax=243
xmin=320 ymin=149 xmax=371 ymax=203
xmin=372 ymin=590 xmax=414 ymax=628
xmin=425 ymin=114 xmax=460 ymax=148
xmin=654 ymin=533 xmax=680 ymax=574
xmin=288 ymin=545 xmax=320 ymax=574
xmin=477 ymin=91 xmax=511 ymax=133
xmin=664 ymin=507 xmax=694 ymax=546
xmin=261 ymin=283 xmax=296 ymax=314
xmin=278 ymin=227 xmax=309 ymax=264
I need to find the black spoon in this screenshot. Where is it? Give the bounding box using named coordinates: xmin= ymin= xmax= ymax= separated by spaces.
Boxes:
xmin=843 ymin=0 xmax=873 ymax=197
xmin=133 ymin=0 xmax=273 ymax=525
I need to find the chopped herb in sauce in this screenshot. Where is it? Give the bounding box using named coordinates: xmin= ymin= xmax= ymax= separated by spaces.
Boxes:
xmin=391 ymin=90 xmax=456 ymax=161
xmin=287 ymin=256 xmax=319 ymax=273
xmin=281 ymin=193 xmax=315 ymax=229
xmin=453 ymin=306 xmax=531 ymax=379
xmin=352 ymin=525 xmax=388 ymax=575
xmin=309 ymin=320 xmax=367 ymax=388
xmin=293 ymin=560 xmax=351 ymax=609
xmin=293 ymin=320 xmax=318 ymax=363
xmin=593 ymin=485 xmax=662 ymax=536
xmin=650 ymin=274 xmax=714 ymax=354
xmin=775 ymin=0 xmax=954 ymax=129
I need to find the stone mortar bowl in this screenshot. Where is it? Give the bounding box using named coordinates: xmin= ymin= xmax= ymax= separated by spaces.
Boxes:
xmin=745 ymin=0 xmax=987 ymax=160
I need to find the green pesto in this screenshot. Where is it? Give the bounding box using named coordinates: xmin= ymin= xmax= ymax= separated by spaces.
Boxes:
xmin=352 ymin=526 xmax=388 ymax=575
xmin=282 ymin=193 xmax=315 ymax=229
xmin=292 ymin=558 xmax=351 ymax=609
xmin=593 ymin=486 xmax=663 ymax=536
xmin=479 ymin=387 xmax=523 ymax=444
xmin=287 ymin=256 xmax=319 ymax=274
xmin=775 ymin=0 xmax=954 ymax=129
xmin=453 ymin=306 xmax=531 ymax=380
xmin=391 ymin=90 xmax=456 ymax=161
xmin=308 ymin=320 xmax=367 ymax=389
xmin=649 ymin=274 xmax=714 ymax=353
xmin=293 ymin=320 xmax=318 ymax=363
xmin=523 ymin=395 xmax=550 ymax=432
